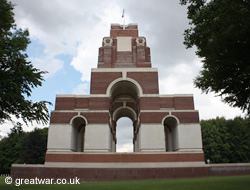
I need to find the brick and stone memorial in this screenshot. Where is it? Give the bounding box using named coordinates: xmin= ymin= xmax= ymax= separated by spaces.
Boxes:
xmin=11 ymin=24 xmax=250 ymax=181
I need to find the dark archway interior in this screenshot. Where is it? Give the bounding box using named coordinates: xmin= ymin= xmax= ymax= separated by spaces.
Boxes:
xmin=72 ymin=117 xmax=86 ymax=152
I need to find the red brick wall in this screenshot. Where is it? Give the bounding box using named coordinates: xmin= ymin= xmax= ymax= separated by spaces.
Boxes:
xmin=89 ymin=97 xmax=109 ymax=110
xmin=110 ymin=29 xmax=138 ymax=38
xmin=50 ymin=112 xmax=78 ymax=124
xmin=50 ymin=112 xmax=109 ymax=124
xmin=11 ymin=164 xmax=250 ymax=182
xmin=159 ymin=96 xmax=195 ymax=110
xmin=55 ymin=97 xmax=75 ymax=110
xmin=140 ymin=97 xmax=160 ymax=110
xmin=174 ymin=97 xmax=194 ymax=110
xmin=127 ymin=72 xmax=159 ymax=94
xmin=140 ymin=112 xmax=169 ymax=123
xmin=90 ymin=72 xmax=122 ymax=94
xmin=81 ymin=112 xmax=109 ymax=124
xmin=172 ymin=112 xmax=200 ymax=123
xmin=45 ymin=153 xmax=204 ymax=163
xmin=140 ymin=111 xmax=199 ymax=124
xmin=160 ymin=97 xmax=175 ymax=108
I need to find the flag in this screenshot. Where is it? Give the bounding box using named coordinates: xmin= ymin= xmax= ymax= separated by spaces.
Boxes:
xmin=122 ymin=9 xmax=125 ymax=18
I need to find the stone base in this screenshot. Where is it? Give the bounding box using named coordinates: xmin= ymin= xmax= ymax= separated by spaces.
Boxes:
xmin=11 ymin=164 xmax=250 ymax=181
xmin=10 ymin=152 xmax=250 ymax=181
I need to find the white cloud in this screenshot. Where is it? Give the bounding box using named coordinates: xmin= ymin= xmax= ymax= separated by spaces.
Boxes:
xmin=30 ymin=56 xmax=64 ymax=79
xmin=116 ymin=118 xmax=134 ymax=152
xmin=117 ymin=143 xmax=133 ymax=152
xmin=72 ymin=83 xmax=89 ymax=94
xmin=0 ymin=116 xmax=48 ymax=140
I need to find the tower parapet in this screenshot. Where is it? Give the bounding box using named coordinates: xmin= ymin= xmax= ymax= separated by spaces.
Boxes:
xmin=98 ymin=24 xmax=151 ymax=68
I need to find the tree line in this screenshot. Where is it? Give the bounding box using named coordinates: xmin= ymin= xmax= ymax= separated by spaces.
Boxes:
xmin=0 ymin=117 xmax=249 ymax=174
xmin=0 ymin=124 xmax=48 ymax=174
xmin=201 ymin=116 xmax=250 ymax=163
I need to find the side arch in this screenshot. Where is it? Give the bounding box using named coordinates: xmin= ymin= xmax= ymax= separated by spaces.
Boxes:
xmin=162 ymin=115 xmax=179 ymax=152
xmin=161 ymin=115 xmax=180 ymax=125
xmin=70 ymin=115 xmax=87 ymax=152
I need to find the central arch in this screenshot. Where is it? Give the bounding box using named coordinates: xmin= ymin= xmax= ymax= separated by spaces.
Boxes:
xmin=109 ymin=80 xmax=140 ymax=152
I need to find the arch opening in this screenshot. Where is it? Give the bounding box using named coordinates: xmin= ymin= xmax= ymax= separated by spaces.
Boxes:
xmin=71 ymin=117 xmax=86 ymax=152
xmin=116 ymin=117 xmax=134 ymax=152
xmin=109 ymin=80 xmax=140 ymax=152
xmin=110 ymin=80 xmax=139 ymax=103
xmin=163 ymin=116 xmax=178 ymax=152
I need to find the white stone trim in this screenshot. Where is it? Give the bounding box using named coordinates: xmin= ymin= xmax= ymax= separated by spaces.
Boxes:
xmin=141 ymin=110 xmax=198 ymax=113
xmin=56 ymin=94 xmax=194 ymax=98
xmin=161 ymin=115 xmax=180 ymax=125
xmin=91 ymin=68 xmax=158 ymax=72
xmin=136 ymin=37 xmax=146 ymax=46
xmin=70 ymin=115 xmax=88 ymax=125
xmin=103 ymin=37 xmax=113 ymax=46
xmin=45 ymin=151 xmax=204 ymax=155
xmin=51 ymin=110 xmax=109 ymax=113
xmin=56 ymin=94 xmax=109 ymax=98
xmin=159 ymin=94 xmax=193 ymax=97
xmin=44 ymin=161 xmax=205 ymax=168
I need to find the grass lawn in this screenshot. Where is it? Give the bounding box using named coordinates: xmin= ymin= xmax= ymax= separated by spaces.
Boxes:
xmin=0 ymin=175 xmax=249 ymax=190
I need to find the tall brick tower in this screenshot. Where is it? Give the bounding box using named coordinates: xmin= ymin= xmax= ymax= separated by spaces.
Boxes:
xmin=45 ymin=23 xmax=204 ymax=162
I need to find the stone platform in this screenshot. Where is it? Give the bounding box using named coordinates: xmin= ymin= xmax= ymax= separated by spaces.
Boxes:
xmin=11 ymin=152 xmax=250 ymax=181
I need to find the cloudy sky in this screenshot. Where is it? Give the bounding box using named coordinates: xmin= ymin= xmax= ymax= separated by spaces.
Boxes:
xmin=1 ymin=0 xmax=244 ymax=151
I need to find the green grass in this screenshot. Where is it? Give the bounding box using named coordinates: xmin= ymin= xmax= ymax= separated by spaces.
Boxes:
xmin=0 ymin=175 xmax=250 ymax=190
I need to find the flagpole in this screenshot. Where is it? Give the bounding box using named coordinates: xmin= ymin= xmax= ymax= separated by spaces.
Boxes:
xmin=122 ymin=9 xmax=125 ymax=30
xmin=123 ymin=16 xmax=125 ymax=30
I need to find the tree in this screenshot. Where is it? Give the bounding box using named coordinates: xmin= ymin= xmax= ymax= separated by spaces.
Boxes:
xmin=0 ymin=123 xmax=27 ymax=174
xmin=0 ymin=0 xmax=51 ymax=125
xmin=201 ymin=116 xmax=250 ymax=163
xmin=0 ymin=125 xmax=48 ymax=174
xmin=180 ymin=0 xmax=250 ymax=114
xmin=20 ymin=128 xmax=48 ymax=164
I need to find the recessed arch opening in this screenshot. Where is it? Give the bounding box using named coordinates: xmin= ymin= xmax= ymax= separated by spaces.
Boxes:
xmin=112 ymin=107 xmax=137 ymax=153
xmin=71 ymin=116 xmax=86 ymax=152
xmin=110 ymin=80 xmax=140 ymax=103
xmin=163 ymin=116 xmax=178 ymax=152
xmin=109 ymin=80 xmax=140 ymax=153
